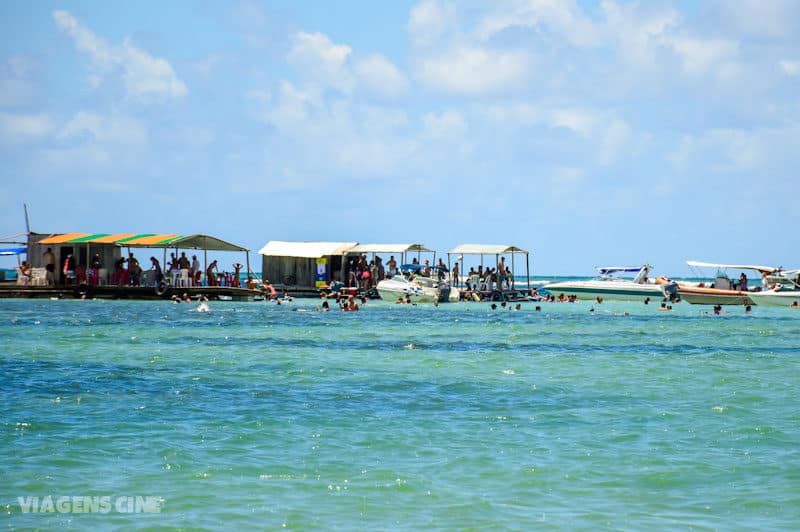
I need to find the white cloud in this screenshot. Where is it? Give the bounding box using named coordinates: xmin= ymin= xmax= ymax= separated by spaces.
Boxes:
xmin=354 ymin=54 xmax=409 ymax=99
xmin=53 ymin=10 xmax=187 ymax=101
xmin=668 ymin=36 xmax=739 ymax=76
xmin=417 ymin=46 xmax=530 ymax=95
xmin=549 ymin=108 xmax=598 ymax=137
xmin=482 ymin=102 xmax=633 ymax=166
xmin=188 ymin=54 xmax=224 ymax=78
xmin=602 ymin=0 xmax=680 ymax=66
xmin=422 ymin=110 xmax=467 ymax=138
xmin=408 ymin=0 xmax=457 ymax=47
xmin=288 ymin=32 xmax=355 ymax=93
xmin=667 ymin=128 xmax=768 ymax=173
xmin=476 ymin=0 xmax=600 ymax=47
xmin=58 ymin=111 xmax=147 ymax=146
xmin=0 ymin=112 xmax=55 ymax=143
xmin=255 ymin=81 xmax=321 ymax=132
xmin=780 ymin=60 xmax=800 ymax=76
xmin=40 ymin=111 xmax=149 ymax=168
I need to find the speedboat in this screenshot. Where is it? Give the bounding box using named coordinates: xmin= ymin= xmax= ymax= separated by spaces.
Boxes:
xmin=543 ymin=265 xmax=677 ymax=302
xmin=376 ymin=265 xmax=451 ymax=303
xmin=677 ymin=261 xmax=780 ymax=305
xmin=749 ymin=270 xmax=800 ymax=307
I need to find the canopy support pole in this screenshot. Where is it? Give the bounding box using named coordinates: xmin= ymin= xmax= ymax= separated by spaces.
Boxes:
xmin=526 ymin=253 xmax=531 ymax=291
xmin=511 ymin=252 xmax=515 ymax=290
xmin=246 ymin=251 xmax=251 ymax=284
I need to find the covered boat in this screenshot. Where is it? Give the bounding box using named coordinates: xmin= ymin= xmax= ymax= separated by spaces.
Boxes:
xmin=543 ymin=265 xmax=677 ymax=303
xmin=677 ymin=261 xmax=780 ymax=306
xmin=376 ymin=264 xmax=451 ymax=303
xmin=748 ymin=270 xmax=800 ymax=307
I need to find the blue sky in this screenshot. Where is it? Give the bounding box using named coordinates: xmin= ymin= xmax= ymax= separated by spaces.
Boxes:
xmin=1 ymin=0 xmax=799 ymax=275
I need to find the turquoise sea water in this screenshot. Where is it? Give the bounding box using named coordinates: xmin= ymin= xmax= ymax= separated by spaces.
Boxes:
xmin=2 ymin=298 xmax=799 ymax=529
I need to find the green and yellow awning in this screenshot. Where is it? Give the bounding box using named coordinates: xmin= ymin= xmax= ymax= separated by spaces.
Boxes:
xmin=38 ymin=233 xmax=248 ymax=252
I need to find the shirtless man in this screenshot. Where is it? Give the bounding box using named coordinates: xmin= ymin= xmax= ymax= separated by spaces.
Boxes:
xmin=43 ymin=247 xmax=56 ymax=285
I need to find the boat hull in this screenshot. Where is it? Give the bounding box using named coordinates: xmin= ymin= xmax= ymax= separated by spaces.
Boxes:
xmin=748 ymin=290 xmax=800 ymax=307
xmin=677 ymin=287 xmax=753 ymax=306
xmin=376 ymin=278 xmax=450 ymax=303
xmin=377 ymin=287 xmax=437 ymax=303
xmin=543 ymin=282 xmax=668 ymax=302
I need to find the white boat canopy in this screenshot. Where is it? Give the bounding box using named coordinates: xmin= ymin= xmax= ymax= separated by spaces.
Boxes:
xmin=347 ymin=243 xmax=433 ymax=254
xmin=448 ymin=244 xmax=528 ymax=255
xmin=687 ymin=261 xmax=779 ymax=273
xmin=447 ymin=244 xmax=531 ymax=291
xmin=597 ymin=266 xmax=649 ymax=275
xmin=258 ymin=241 xmax=358 ymax=259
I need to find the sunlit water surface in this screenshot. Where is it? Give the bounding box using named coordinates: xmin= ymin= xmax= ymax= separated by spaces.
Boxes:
xmin=2 ymin=298 xmax=799 ymax=529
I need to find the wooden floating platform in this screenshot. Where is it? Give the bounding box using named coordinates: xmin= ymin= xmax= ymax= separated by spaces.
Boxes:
xmin=0 ymin=283 xmax=263 ymax=301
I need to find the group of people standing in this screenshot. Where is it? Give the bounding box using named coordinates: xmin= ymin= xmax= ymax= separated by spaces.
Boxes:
xmin=461 ymin=258 xmax=514 ymax=293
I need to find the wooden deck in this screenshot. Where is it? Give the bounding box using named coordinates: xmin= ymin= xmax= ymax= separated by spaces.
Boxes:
xmin=0 ymin=282 xmax=263 ymax=301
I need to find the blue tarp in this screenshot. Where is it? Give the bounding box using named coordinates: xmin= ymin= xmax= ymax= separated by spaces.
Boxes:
xmin=0 ymin=247 xmax=26 ymax=256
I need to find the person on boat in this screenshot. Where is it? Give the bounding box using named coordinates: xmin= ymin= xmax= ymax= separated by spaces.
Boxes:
xmin=150 ymin=257 xmax=164 ymax=284
xmin=498 ymin=257 xmax=506 ymax=288
xmin=42 ymin=247 xmax=56 ymax=286
xmin=452 ymin=262 xmax=459 ymax=287
xmin=387 ymin=256 xmax=397 ymax=276
xmin=739 ymin=272 xmax=748 ymax=291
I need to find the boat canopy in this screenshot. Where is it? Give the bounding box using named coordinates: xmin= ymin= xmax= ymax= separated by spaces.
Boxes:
xmin=448 ymin=244 xmax=528 ymax=255
xmin=400 ymin=263 xmax=447 ymax=273
xmin=258 ymin=241 xmax=358 ymax=259
xmin=687 ymin=261 xmax=779 ymax=273
xmin=347 ymin=243 xmax=432 ymax=254
xmin=597 ymin=266 xmax=648 ymax=275
xmin=0 ymin=246 xmax=26 ymax=256
xmin=37 ymin=232 xmax=248 ymax=251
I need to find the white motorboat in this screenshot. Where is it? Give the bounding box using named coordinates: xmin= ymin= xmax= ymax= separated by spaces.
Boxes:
xmin=677 ymin=261 xmax=780 ymax=305
xmin=543 ymin=265 xmax=677 ymax=302
xmin=749 ymin=270 xmax=800 ymax=307
xmin=376 ymin=274 xmax=451 ymax=303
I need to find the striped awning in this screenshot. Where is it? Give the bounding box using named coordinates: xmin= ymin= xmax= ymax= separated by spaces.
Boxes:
xmin=37 ymin=233 xmax=247 ymax=251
